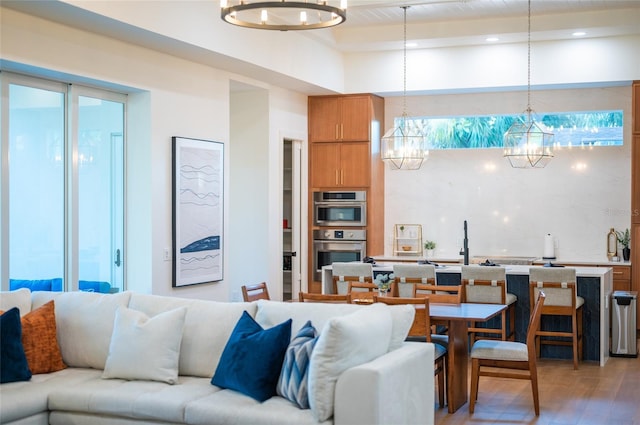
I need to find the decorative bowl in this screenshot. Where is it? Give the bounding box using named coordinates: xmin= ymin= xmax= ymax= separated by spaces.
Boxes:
xmin=402 ymin=246 xmax=412 ymax=251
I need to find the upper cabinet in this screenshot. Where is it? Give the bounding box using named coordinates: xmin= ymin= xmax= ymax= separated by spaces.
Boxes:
xmin=310 ymin=142 xmax=371 ymax=188
xmin=309 ymin=95 xmax=372 ymax=142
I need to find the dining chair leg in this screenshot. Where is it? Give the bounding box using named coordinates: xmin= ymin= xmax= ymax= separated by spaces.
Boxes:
xmin=530 ymin=362 xmax=540 ymax=416
xmin=572 ymin=312 xmax=579 ymax=370
xmin=508 ymin=303 xmax=516 ymax=341
xmin=437 ymin=362 xmax=445 ymax=408
xmin=469 ymin=358 xmax=480 ymax=414
xmin=578 ymin=306 xmax=584 ymax=361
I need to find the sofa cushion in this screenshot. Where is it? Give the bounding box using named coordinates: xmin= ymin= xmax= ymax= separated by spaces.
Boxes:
xmin=277 ymin=320 xmax=318 ymax=409
xmin=308 ymin=303 xmax=392 ymax=422
xmin=128 ymin=293 xmax=257 ymax=378
xmin=185 ymin=390 xmax=329 ymax=425
xmin=212 ymin=311 xmax=292 ymax=402
xmin=51 ymin=291 xmax=132 ymax=369
xmin=0 ymin=308 xmax=32 ymax=383
xmin=255 ymin=300 xmax=413 ymax=352
xmin=21 ymin=300 xmax=66 ymax=374
xmin=0 ymin=288 xmax=32 ymax=316
xmin=0 ymin=368 xmax=102 ymax=424
xmin=103 ymin=306 xmax=187 ymax=384
xmin=47 ymin=374 xmax=216 ymax=424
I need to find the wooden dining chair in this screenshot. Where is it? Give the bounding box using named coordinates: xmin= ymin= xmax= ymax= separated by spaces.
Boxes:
xmin=461 ymin=265 xmax=517 ymax=342
xmin=413 ymin=283 xmax=462 ymax=348
xmin=331 ymin=262 xmax=373 ymax=295
xmin=347 ymin=281 xmax=378 ymax=303
xmin=413 ymin=283 xmax=462 ymax=304
xmin=469 ymin=291 xmax=546 ymax=415
xmin=391 ymin=264 xmax=436 ymax=297
xmin=374 ymin=295 xmax=447 ymax=409
xmin=298 ymin=292 xmax=351 ymax=303
xmin=241 ymin=282 xmax=270 ymax=302
xmin=529 ymin=267 xmax=583 ymax=370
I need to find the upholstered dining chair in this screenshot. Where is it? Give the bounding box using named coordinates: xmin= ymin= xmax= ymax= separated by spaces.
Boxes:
xmin=374 ymin=295 xmax=447 ymax=409
xmin=298 ymin=292 xmax=351 ymax=303
xmin=469 ymin=291 xmax=546 ymax=415
xmin=241 ymin=282 xmax=270 ymax=302
xmin=332 ymin=262 xmax=373 ymax=295
xmin=391 ymin=264 xmax=436 ymax=297
xmin=461 ymin=265 xmax=517 ymax=342
xmin=529 ymin=267 xmax=583 ymax=370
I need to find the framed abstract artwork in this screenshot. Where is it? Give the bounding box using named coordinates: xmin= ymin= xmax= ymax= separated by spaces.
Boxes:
xmin=172 ymin=137 xmax=224 ymax=286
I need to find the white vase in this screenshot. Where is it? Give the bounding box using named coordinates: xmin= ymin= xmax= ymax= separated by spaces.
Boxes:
xmin=426 ymin=249 xmax=434 ymax=258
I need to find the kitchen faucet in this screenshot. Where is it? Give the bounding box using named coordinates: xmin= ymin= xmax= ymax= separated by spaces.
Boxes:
xmin=459 ymin=220 xmax=469 ymax=265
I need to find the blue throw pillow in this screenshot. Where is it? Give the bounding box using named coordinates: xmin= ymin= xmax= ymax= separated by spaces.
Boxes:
xmin=1 ymin=308 xmax=32 ymax=383
xmin=277 ymin=320 xmax=318 ymax=409
xmin=211 ymin=311 xmax=292 ymax=402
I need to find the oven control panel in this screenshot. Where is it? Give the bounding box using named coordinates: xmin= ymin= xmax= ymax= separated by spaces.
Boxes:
xmin=313 ymin=229 xmax=366 ymax=241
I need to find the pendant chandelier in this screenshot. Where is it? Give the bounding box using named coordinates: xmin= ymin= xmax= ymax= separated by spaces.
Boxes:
xmin=381 ymin=6 xmax=428 ymax=171
xmin=503 ymin=0 xmax=554 ymax=168
xmin=220 ymin=1 xmax=347 ymax=31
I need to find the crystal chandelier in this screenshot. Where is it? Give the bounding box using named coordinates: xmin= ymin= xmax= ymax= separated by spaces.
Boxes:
xmin=220 ymin=1 xmax=347 ymax=31
xmin=503 ymin=0 xmax=554 ymax=168
xmin=381 ymin=6 xmax=428 ymax=171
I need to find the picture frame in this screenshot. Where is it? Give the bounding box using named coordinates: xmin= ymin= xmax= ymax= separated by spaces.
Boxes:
xmin=172 ymin=136 xmax=224 ymax=287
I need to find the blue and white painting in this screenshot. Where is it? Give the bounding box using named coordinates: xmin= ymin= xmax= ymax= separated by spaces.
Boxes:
xmin=173 ymin=137 xmax=223 ymax=286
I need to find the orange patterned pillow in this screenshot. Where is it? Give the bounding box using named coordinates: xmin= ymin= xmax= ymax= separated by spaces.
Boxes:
xmin=21 ymin=301 xmax=66 ymax=374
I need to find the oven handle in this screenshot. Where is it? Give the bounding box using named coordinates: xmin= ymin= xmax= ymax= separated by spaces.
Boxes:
xmin=314 ymin=201 xmax=366 ymax=208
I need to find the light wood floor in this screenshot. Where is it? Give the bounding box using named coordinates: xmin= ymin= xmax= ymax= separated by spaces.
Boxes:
xmin=435 ymin=344 xmax=640 ymax=425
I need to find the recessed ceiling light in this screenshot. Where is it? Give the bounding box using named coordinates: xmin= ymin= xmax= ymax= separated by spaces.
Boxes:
xmin=572 ymin=31 xmax=586 ymax=37
xmin=486 ymin=37 xmax=499 ymax=42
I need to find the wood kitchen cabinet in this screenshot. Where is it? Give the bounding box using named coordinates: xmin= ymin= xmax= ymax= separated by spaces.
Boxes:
xmin=632 ymin=81 xmax=639 ymax=331
xmin=310 ymin=142 xmax=370 ymax=188
xmin=612 ymin=265 xmax=632 ymax=291
xmin=308 ymin=93 xmax=385 ymax=293
xmin=309 ymin=95 xmax=372 ymax=142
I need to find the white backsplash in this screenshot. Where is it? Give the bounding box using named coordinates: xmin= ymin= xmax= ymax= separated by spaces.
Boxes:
xmin=383 ymin=86 xmax=632 ymax=262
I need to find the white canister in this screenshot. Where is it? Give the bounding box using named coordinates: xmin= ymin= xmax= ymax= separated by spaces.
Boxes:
xmin=543 ymin=233 xmax=556 ymax=259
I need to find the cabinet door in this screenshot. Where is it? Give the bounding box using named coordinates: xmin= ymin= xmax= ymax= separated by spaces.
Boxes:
xmin=340 ymin=143 xmax=371 ymax=187
xmin=341 ymin=96 xmax=371 ymax=141
xmin=310 ymin=143 xmax=340 ymax=187
xmin=309 ymin=97 xmax=340 ymax=142
xmin=633 ymin=135 xmax=640 ymax=224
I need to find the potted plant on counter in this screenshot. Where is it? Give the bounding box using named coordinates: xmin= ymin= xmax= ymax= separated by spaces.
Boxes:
xmin=424 ymin=240 xmax=436 ymax=258
xmin=616 ymin=228 xmax=631 ymax=261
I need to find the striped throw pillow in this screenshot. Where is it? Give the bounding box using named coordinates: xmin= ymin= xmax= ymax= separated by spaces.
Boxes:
xmin=277 ymin=320 xmax=318 ymax=409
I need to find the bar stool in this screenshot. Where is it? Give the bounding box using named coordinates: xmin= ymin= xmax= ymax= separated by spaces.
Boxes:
xmin=529 ymin=267 xmax=583 ymax=370
xmin=461 ymin=266 xmax=517 ymax=342
xmin=391 ymin=264 xmax=436 ymax=297
xmin=331 ymin=262 xmax=373 ymax=295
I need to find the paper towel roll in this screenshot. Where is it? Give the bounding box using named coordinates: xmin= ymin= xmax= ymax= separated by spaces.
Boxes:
xmin=543 ymin=233 xmax=556 ymax=259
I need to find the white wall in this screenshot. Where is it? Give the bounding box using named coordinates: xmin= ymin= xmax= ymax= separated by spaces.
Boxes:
xmin=383 ymin=86 xmax=632 ymax=262
xmin=1 ymin=7 xmax=308 ymax=300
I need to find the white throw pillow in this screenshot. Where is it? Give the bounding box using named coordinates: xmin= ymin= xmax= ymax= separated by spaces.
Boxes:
xmin=307 ymin=303 xmax=392 ymax=422
xmin=0 ymin=288 xmax=32 ymax=316
xmin=102 ymin=305 xmax=187 ymax=384
xmin=52 ymin=291 xmax=132 ymax=369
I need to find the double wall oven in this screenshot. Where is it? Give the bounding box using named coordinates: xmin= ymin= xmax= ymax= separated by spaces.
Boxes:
xmin=312 ymin=191 xmax=367 ymax=282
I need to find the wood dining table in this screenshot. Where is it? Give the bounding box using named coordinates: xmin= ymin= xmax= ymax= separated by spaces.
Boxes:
xmin=429 ymin=302 xmax=508 ymax=413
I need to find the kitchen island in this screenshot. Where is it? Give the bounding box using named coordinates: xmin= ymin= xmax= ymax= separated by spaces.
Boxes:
xmin=321 ymin=263 xmax=613 ymax=366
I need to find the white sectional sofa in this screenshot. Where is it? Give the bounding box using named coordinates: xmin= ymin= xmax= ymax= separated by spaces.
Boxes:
xmin=0 ymin=289 xmax=435 ymax=425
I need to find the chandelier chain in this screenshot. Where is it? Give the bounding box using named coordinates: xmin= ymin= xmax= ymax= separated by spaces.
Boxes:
xmin=402 ymin=6 xmax=408 ymax=117
xmin=527 ymin=0 xmax=531 ymax=115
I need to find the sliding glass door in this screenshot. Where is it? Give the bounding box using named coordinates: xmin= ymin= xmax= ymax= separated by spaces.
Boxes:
xmin=1 ymin=73 xmax=125 ymax=293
